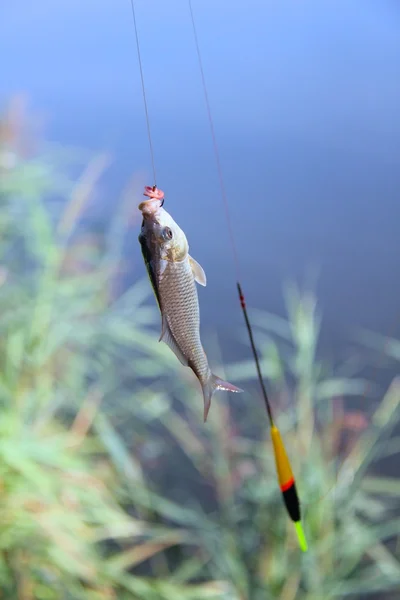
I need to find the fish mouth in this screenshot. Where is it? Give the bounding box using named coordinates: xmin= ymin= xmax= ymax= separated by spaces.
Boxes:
xmin=139 ymin=205 xmax=163 ymax=239
xmin=138 ymin=198 xmax=163 ymax=218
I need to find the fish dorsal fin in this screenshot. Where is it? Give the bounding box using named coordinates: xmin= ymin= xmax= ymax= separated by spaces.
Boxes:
xmin=159 ymin=316 xmax=188 ymax=366
xmin=189 ymin=255 xmax=207 ymax=287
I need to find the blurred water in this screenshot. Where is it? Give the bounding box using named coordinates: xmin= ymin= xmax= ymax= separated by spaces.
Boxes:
xmin=1 ymin=0 xmax=400 ymax=370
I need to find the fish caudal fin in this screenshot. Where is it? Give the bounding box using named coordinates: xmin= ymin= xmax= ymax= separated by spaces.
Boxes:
xmin=202 ymin=374 xmax=243 ymax=422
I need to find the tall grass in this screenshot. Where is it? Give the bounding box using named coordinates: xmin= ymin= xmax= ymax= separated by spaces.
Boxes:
xmin=0 ymin=97 xmax=399 ymax=599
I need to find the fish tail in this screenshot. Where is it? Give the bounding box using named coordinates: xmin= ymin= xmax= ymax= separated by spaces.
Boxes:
xmin=202 ymin=374 xmax=243 ymax=422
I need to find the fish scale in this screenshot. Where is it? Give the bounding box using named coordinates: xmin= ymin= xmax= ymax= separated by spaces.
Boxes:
xmin=160 ymin=259 xmax=210 ymax=384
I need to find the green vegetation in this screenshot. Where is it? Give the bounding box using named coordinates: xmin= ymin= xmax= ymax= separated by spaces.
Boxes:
xmin=0 ymin=97 xmax=399 ymax=599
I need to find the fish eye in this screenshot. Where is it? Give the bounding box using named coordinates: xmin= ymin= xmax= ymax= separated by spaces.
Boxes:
xmin=163 ymin=227 xmax=173 ymax=240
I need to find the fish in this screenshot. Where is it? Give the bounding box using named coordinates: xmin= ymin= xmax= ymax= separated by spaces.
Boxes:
xmin=138 ymin=186 xmax=243 ymax=422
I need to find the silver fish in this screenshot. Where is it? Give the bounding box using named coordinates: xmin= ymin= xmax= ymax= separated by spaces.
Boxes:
xmin=138 ymin=190 xmax=243 ymax=421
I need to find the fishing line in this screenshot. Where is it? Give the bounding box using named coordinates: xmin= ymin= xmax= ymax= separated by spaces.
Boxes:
xmin=188 ymin=2 xmax=241 ymax=281
xmin=129 ymin=0 xmax=158 ymax=187
xmin=187 ymin=0 xmax=273 ymax=423
xmin=188 ymin=0 xmax=307 ymax=552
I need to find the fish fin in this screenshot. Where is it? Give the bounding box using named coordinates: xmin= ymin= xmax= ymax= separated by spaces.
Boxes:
xmin=159 ymin=319 xmax=188 ymax=366
xmin=159 ymin=315 xmax=168 ymax=342
xmin=202 ymin=374 xmax=243 ymax=422
xmin=189 ymin=255 xmax=207 ymax=287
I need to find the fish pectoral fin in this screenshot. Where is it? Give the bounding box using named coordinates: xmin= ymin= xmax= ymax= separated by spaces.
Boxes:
xmin=159 ymin=319 xmax=188 ymax=366
xmin=189 ymin=255 xmax=207 ymax=287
